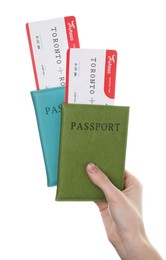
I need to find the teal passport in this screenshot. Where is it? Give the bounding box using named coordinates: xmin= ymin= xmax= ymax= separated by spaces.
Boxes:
xmin=31 ymin=87 xmax=65 ymax=186
xmin=56 ymin=104 xmax=129 ymax=201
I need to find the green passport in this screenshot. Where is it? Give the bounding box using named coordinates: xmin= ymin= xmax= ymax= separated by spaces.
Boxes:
xmin=56 ymin=104 xmax=129 ymax=201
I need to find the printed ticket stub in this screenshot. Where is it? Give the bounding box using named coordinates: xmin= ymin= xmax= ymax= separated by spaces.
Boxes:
xmin=66 ymin=49 xmax=117 ymax=105
xmin=26 ymin=16 xmax=80 ymax=89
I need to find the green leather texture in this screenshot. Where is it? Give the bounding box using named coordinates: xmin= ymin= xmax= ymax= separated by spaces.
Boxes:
xmin=56 ymin=104 xmax=129 ymax=201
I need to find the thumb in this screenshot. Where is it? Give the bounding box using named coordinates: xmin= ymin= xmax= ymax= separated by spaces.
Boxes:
xmin=86 ymin=162 xmax=125 ymax=205
xmin=86 ymin=163 xmax=140 ymax=231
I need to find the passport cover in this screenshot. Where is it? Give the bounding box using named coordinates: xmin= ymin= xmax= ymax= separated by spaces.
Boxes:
xmin=56 ymin=104 xmax=129 ymax=201
xmin=31 ymin=87 xmax=65 ymax=186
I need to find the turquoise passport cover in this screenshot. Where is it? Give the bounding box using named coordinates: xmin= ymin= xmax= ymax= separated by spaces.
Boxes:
xmin=31 ymin=87 xmax=65 ymax=186
xmin=56 ymin=104 xmax=129 ymax=201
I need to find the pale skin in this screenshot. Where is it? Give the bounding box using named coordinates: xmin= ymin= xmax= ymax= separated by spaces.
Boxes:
xmin=86 ymin=162 xmax=163 ymax=260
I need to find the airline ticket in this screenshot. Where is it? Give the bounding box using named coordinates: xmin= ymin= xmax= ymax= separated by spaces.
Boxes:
xmin=66 ymin=48 xmax=117 ymax=105
xmin=26 ymin=16 xmax=80 ymax=89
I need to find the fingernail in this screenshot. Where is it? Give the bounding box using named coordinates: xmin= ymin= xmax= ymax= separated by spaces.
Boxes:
xmin=87 ymin=162 xmax=98 ymax=174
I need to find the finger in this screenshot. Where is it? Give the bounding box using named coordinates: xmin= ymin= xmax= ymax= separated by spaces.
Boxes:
xmin=123 ymin=171 xmax=143 ymax=195
xmin=123 ymin=171 xmax=143 ymax=215
xmin=86 ymin=162 xmax=125 ymax=205
xmin=95 ymin=202 xmax=114 ymax=238
xmin=95 ymin=201 xmax=108 ymax=212
xmin=124 ymin=170 xmax=143 ymax=193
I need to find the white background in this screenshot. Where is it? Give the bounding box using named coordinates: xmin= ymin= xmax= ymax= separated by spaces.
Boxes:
xmin=0 ymin=0 xmax=166 ymax=259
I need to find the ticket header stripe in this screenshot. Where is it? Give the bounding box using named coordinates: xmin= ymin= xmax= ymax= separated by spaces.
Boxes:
xmin=104 ymin=50 xmax=117 ymax=99
xmin=26 ymin=23 xmax=40 ymax=90
xmin=64 ymin=16 xmax=80 ymax=48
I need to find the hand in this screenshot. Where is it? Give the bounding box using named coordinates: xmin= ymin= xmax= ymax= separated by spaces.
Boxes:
xmin=86 ymin=163 xmax=162 ymax=260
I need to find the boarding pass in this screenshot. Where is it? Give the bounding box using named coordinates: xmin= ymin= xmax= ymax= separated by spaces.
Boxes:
xmin=66 ymin=48 xmax=117 ymax=105
xmin=26 ymin=16 xmax=80 ymax=89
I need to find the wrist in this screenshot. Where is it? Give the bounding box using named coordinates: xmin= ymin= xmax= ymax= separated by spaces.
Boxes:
xmin=120 ymin=234 xmax=162 ymax=260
